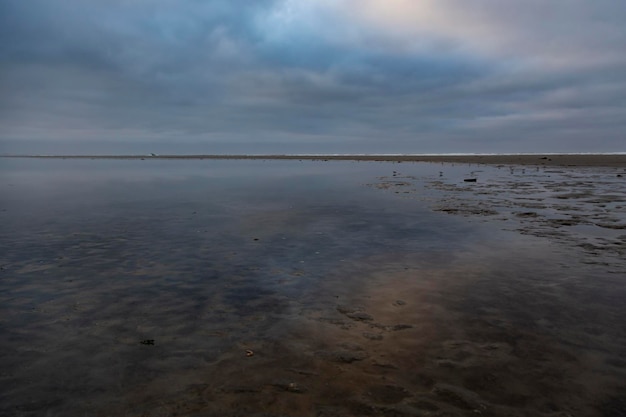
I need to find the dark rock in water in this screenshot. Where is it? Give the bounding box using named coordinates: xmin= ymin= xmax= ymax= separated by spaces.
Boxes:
xmin=285 ymin=383 xmax=306 ymax=394
xmin=391 ymin=324 xmax=413 ymax=331
xmin=393 ymin=300 xmax=406 ymax=306
xmin=369 ymin=323 xmax=413 ymax=331
xmin=464 ymin=178 xmax=477 ymax=182
xmin=372 ymin=360 xmax=398 ymax=369
xmin=139 ymin=339 xmax=155 ymax=345
xmin=515 ymin=211 xmax=539 ymax=218
xmin=346 ymin=311 xmax=373 ymax=322
xmin=550 ymin=219 xmax=575 ymax=226
xmin=316 ymin=349 xmax=368 ymax=363
xmin=271 ymin=381 xmax=307 ymax=393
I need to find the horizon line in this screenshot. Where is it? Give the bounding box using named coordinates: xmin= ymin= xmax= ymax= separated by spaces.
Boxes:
xmin=2 ymin=152 xmax=626 ymax=158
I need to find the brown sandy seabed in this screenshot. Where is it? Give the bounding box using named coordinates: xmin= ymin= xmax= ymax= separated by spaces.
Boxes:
xmin=3 ymin=153 xmax=626 ymax=167
xmin=103 ymin=254 xmax=626 ymax=417
xmin=76 ymin=163 xmax=624 ymax=417
xmin=3 ymin=157 xmax=625 ymax=417
xmin=360 ymin=164 xmax=626 ymax=417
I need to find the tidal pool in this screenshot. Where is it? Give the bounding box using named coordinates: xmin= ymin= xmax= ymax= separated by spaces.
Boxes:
xmin=0 ymin=159 xmax=624 ymax=416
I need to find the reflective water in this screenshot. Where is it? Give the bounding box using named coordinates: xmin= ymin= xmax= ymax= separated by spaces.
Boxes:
xmin=0 ymin=159 xmax=624 ymax=417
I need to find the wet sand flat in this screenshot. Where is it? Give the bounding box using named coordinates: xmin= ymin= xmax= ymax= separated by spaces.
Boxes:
xmin=0 ymin=158 xmax=624 ymax=416
xmin=5 ymin=153 xmax=626 ymax=167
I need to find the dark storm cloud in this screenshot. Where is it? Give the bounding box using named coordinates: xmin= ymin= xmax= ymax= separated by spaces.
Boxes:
xmin=1 ymin=0 xmax=625 ymax=153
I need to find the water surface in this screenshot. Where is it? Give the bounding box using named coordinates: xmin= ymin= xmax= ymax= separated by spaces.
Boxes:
xmin=0 ymin=159 xmax=624 ymax=416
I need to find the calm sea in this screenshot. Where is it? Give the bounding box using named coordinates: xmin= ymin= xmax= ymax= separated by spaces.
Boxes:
xmin=0 ymin=158 xmax=624 ymax=416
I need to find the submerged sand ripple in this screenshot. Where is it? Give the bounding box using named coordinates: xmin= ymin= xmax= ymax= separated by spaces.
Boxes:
xmin=1 ymin=159 xmax=625 ymax=416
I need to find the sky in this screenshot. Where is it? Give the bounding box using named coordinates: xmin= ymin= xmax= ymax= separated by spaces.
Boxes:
xmin=1 ymin=0 xmax=625 ymax=155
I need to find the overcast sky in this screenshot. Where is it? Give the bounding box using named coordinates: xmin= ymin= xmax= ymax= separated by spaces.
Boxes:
xmin=1 ymin=0 xmax=625 ymax=154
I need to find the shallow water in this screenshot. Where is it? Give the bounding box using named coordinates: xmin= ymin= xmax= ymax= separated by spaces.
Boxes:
xmin=0 ymin=159 xmax=624 ymax=417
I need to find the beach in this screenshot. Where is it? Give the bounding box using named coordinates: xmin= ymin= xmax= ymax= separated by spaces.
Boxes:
xmin=0 ymin=157 xmax=624 ymax=416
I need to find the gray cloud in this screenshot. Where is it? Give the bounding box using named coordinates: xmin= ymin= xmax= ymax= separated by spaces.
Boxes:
xmin=1 ymin=0 xmax=625 ymax=154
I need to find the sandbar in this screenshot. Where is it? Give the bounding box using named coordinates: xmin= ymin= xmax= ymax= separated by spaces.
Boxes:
xmin=4 ymin=153 xmax=626 ymax=167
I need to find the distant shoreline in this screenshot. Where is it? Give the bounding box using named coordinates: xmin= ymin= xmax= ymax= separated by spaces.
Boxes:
xmin=2 ymin=154 xmax=626 ymax=167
